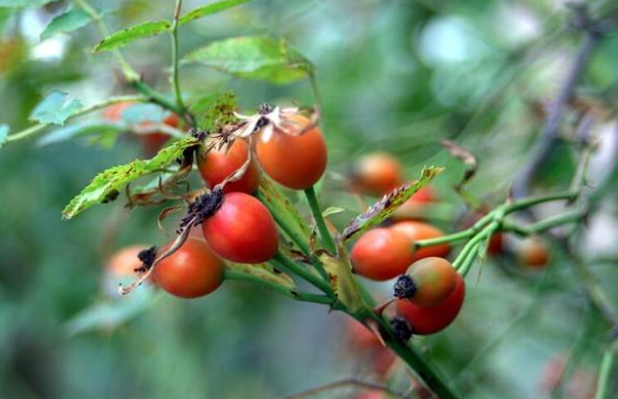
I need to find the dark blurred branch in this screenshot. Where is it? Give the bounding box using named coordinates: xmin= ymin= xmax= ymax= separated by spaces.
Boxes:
xmin=513 ymin=7 xmax=603 ymax=198
xmin=280 ymin=378 xmax=410 ymax=399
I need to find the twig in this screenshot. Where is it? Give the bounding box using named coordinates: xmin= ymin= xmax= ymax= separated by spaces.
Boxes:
xmin=6 ymin=95 xmax=147 ymax=143
xmin=513 ymin=8 xmax=602 ymax=198
xmin=563 ymin=241 xmax=618 ymax=332
xmin=593 ymin=338 xmax=618 ymax=399
xmin=170 ymin=0 xmax=186 ymax=113
xmin=224 ymin=269 xmax=332 ymax=305
xmin=73 ymin=0 xmax=139 ymax=81
xmin=279 ymin=378 xmax=408 ymax=399
xmin=304 ymin=186 xmax=337 ymax=254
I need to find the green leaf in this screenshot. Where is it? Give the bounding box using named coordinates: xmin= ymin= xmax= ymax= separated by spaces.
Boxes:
xmin=339 ymin=166 xmax=444 ymax=242
xmin=319 ymin=248 xmax=362 ymax=312
xmin=0 ymin=0 xmax=54 ymax=7
xmin=64 ymin=288 xmax=157 ymax=336
xmin=62 ymin=137 xmax=200 ymax=219
xmin=183 ymin=36 xmax=313 ymax=84
xmin=0 ymin=124 xmax=9 ymax=149
xmin=322 ymin=206 xmax=345 ymax=218
xmin=179 ymin=0 xmax=253 ymax=25
xmin=37 ymin=121 xmax=125 ymax=146
xmin=188 ymin=91 xmax=238 ymax=131
xmin=29 ymin=91 xmax=83 ymax=125
xmin=92 ymin=20 xmax=171 ymax=52
xmin=226 ymin=262 xmax=296 ymax=290
xmin=40 ymin=9 xmax=91 ymax=41
xmin=120 ymin=103 xmax=167 ymax=124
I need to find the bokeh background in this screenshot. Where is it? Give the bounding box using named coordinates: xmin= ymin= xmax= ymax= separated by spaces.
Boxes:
xmin=1 ymin=0 xmax=617 ymax=398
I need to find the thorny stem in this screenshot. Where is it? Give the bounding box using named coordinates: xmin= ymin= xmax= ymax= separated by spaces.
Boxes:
xmin=504 ymin=209 xmax=587 ymax=236
xmin=513 ymin=13 xmax=601 ymax=198
xmin=224 ymin=269 xmax=333 ymax=305
xmin=355 ymin=308 xmax=460 ymax=399
xmin=6 ymin=95 xmax=148 ymax=143
xmin=170 ymin=0 xmax=186 ymax=113
xmin=304 ymin=186 xmax=337 ymax=254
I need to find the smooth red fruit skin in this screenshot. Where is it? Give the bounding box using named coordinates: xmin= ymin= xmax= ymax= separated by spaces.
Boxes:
xmin=406 ymin=257 xmax=457 ymax=306
xmin=202 ymin=193 xmax=279 ymax=263
xmin=199 ymin=139 xmax=260 ymax=194
xmin=353 ymin=152 xmax=403 ymax=195
xmin=396 ymin=273 xmax=465 ymax=335
xmin=351 ymin=228 xmax=415 ymax=281
xmin=390 ymin=221 xmax=450 ymax=261
xmin=256 ymin=114 xmax=327 ymax=190
xmin=153 ymin=238 xmax=224 ymax=298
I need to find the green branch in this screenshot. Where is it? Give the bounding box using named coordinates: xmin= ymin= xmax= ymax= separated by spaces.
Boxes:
xmin=224 ymin=269 xmax=333 ymax=305
xmin=73 ymin=0 xmax=139 ymax=81
xmin=354 ymin=308 xmax=461 ymax=399
xmin=271 ymin=252 xmax=333 ymax=295
xmin=503 ymin=208 xmax=587 ymax=236
xmin=594 ymin=338 xmax=618 ymax=399
xmin=170 ymin=0 xmax=186 ymax=113
xmin=6 ymin=95 xmax=147 ymax=143
xmin=304 ymin=186 xmax=337 ymax=254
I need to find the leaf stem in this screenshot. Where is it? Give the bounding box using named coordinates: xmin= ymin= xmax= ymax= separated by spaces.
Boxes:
xmin=6 ymin=95 xmax=147 ymax=143
xmin=170 ymin=0 xmax=186 ymax=113
xmin=503 ymin=208 xmax=587 ymax=236
xmin=304 ymin=186 xmax=337 ymax=254
xmin=271 ymin=252 xmax=333 ymax=295
xmin=73 ymin=0 xmax=139 ymax=81
xmin=224 ymin=269 xmax=332 ymax=305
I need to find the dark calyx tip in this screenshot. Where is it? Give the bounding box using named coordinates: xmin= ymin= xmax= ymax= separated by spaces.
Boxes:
xmin=258 ymin=103 xmax=275 ymax=115
xmin=136 ymin=246 xmax=157 ymax=270
xmin=393 ymin=275 xmax=416 ymax=299
xmin=390 ymin=316 xmax=414 ymax=341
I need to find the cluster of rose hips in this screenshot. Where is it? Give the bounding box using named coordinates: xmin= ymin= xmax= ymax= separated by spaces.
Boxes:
xmin=346 ymin=152 xmax=551 ymax=337
xmin=102 ymin=103 xmax=552 ymax=350
xmin=104 ymin=104 xmax=326 ymax=299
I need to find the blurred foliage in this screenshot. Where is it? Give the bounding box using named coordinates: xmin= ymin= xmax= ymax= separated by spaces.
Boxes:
xmin=1 ymin=0 xmax=618 ymax=399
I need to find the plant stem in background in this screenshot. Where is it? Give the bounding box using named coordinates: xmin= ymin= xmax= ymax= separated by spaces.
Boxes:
xmin=6 ymin=95 xmax=147 ymax=143
xmin=170 ymin=0 xmax=186 ymax=114
xmin=594 ymin=338 xmax=618 ymax=399
xmin=512 ymin=6 xmax=601 ymax=198
xmin=73 ymin=0 xmax=139 ymax=81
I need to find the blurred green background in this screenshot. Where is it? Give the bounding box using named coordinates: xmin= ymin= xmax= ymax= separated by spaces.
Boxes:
xmin=1 ymin=0 xmax=617 ymax=398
